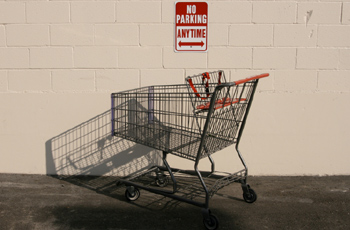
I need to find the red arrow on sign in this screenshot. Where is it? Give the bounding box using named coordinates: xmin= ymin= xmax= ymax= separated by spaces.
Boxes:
xmin=179 ymin=41 xmax=205 ymax=47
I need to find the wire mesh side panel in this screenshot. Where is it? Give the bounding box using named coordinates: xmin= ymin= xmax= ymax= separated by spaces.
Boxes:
xmin=198 ymin=80 xmax=257 ymax=159
xmin=111 ymin=85 xmax=208 ymax=161
xmin=111 ymin=80 xmax=258 ymax=161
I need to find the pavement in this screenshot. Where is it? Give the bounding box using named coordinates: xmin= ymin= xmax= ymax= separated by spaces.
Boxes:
xmin=0 ymin=174 xmax=349 ymax=230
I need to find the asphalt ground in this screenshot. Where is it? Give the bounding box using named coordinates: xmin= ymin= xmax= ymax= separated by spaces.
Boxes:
xmin=0 ymin=174 xmax=349 ymax=230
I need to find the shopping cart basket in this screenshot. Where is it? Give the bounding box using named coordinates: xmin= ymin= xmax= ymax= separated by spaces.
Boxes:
xmin=111 ymin=71 xmax=269 ymax=229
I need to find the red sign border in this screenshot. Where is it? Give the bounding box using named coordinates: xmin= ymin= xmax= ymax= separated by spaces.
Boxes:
xmin=174 ymin=1 xmax=208 ymax=53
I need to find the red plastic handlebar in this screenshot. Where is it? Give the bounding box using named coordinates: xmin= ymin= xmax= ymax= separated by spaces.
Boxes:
xmin=234 ymin=73 xmax=269 ymax=85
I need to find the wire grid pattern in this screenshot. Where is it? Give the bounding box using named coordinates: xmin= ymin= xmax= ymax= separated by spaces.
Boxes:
xmin=49 ymin=110 xmax=160 ymax=177
xmin=111 ymin=80 xmax=256 ymax=161
xmin=185 ymin=70 xmax=226 ymax=101
xmin=199 ymin=81 xmax=255 ymax=157
xmin=50 ymin=111 xmax=113 ymax=175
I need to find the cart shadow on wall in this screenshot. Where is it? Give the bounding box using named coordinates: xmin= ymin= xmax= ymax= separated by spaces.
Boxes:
xmin=45 ymin=101 xmax=196 ymax=210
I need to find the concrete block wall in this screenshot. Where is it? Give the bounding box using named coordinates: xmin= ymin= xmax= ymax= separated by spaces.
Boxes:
xmin=0 ymin=0 xmax=349 ymax=176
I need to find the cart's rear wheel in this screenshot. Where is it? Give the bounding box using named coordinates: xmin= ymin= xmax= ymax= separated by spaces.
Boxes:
xmin=155 ymin=176 xmax=169 ymax=187
xmin=203 ymin=214 xmax=219 ymax=230
xmin=125 ymin=187 xmax=140 ymax=201
xmin=243 ymin=188 xmax=257 ymax=203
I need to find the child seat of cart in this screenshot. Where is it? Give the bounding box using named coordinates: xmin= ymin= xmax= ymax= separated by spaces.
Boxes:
xmin=186 ymin=70 xmax=246 ymax=111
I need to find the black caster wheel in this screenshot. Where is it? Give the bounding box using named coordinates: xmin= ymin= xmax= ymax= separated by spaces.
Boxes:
xmin=125 ymin=187 xmax=140 ymax=201
xmin=155 ymin=176 xmax=169 ymax=187
xmin=243 ymin=188 xmax=257 ymax=203
xmin=203 ymin=214 xmax=219 ymax=230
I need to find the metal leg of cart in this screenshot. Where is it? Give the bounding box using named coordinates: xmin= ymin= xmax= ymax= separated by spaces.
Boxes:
xmin=195 ymin=165 xmax=219 ymax=230
xmin=208 ymin=154 xmax=215 ymax=174
xmin=233 ymin=78 xmax=259 ymax=204
xmin=235 ymin=143 xmax=258 ymax=204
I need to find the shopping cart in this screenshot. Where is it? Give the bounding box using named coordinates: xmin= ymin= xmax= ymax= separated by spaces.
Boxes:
xmin=111 ymin=71 xmax=269 ymax=229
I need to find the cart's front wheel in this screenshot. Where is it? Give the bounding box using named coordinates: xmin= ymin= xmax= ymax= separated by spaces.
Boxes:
xmin=243 ymin=188 xmax=257 ymax=203
xmin=125 ymin=187 xmax=140 ymax=201
xmin=203 ymin=214 xmax=219 ymax=230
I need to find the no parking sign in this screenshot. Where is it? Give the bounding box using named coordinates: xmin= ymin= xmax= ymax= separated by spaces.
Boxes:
xmin=175 ymin=2 xmax=208 ymax=52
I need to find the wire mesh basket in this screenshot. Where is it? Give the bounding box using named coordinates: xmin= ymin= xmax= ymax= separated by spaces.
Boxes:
xmin=111 ymin=71 xmax=269 ymax=230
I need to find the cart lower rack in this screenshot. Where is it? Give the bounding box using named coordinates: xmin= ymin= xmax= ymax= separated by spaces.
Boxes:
xmin=111 ymin=71 xmax=269 ymax=230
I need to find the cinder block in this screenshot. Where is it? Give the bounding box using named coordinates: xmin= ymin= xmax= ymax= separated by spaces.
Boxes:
xmin=74 ymin=47 xmax=118 ymax=68
xmin=116 ymin=2 xmax=161 ymax=23
xmin=208 ymin=47 xmax=252 ymax=68
xmin=253 ymin=48 xmax=296 ymax=69
xmin=274 ymin=25 xmax=317 ymax=47
xmin=0 ymin=2 xmax=25 ymax=23
xmin=6 ymin=25 xmax=49 ymax=46
xmin=229 ymin=25 xmax=273 ymax=47
xmin=209 ymin=2 xmax=251 ymax=23
xmin=209 ymin=24 xmax=228 ymax=46
xmin=0 ymin=26 xmax=5 ymax=46
xmin=343 ymin=3 xmax=350 ymax=24
xmin=52 ymin=70 xmax=95 ymax=91
xmin=95 ymin=25 xmax=139 ymax=46
xmin=51 ymin=25 xmax=94 ymax=46
xmin=162 ymin=1 xmax=174 ymax=23
xmin=141 ymin=69 xmax=184 ymax=86
xmin=140 ymin=25 xmax=173 ymax=46
xmin=253 ymin=2 xmax=296 ymax=24
xmin=8 ymin=70 xmax=51 ymax=91
xmin=118 ymin=47 xmax=162 ymax=68
xmin=297 ymin=3 xmax=341 ymax=24
xmin=274 ymin=70 xmax=317 ymax=91
xmin=0 ymin=71 xmax=7 ymax=92
xmin=163 ymin=47 xmax=207 ymax=69
xmin=318 ymin=25 xmax=350 ymax=47
xmin=318 ymin=70 xmax=350 ymax=92
xmin=30 ymin=48 xmax=73 ymax=68
xmin=26 ymin=2 xmax=69 ymax=23
xmin=71 ymin=2 xmax=115 ymax=23
xmin=0 ymin=48 xmax=29 ymax=68
xmin=296 ymin=48 xmax=338 ymax=69
xmin=339 ymin=49 xmax=350 ymax=70
xmin=96 ymin=69 xmax=139 ymax=91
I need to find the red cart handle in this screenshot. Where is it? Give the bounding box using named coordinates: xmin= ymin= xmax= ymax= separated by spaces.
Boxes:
xmin=234 ymin=73 xmax=269 ymax=85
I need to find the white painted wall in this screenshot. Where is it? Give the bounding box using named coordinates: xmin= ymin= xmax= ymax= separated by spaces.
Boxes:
xmin=0 ymin=0 xmax=349 ymax=176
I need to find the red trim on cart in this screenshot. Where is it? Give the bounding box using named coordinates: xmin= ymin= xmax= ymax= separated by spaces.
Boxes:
xmin=234 ymin=73 xmax=269 ymax=85
xmin=196 ymin=98 xmax=247 ymax=110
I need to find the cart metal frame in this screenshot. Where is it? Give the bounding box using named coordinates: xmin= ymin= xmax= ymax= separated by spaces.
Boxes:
xmin=111 ymin=71 xmax=269 ymax=229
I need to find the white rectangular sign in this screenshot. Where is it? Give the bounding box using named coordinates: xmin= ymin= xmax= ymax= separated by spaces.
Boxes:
xmin=175 ymin=2 xmax=208 ymax=52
